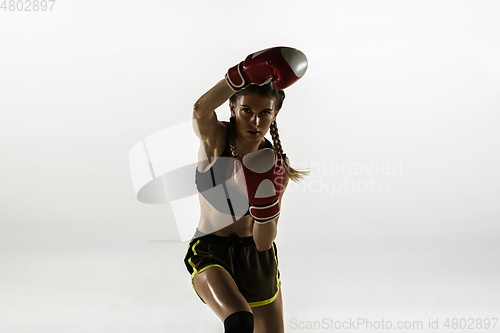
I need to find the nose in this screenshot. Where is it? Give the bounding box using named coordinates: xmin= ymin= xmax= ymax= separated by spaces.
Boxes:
xmin=251 ymin=114 xmax=260 ymax=126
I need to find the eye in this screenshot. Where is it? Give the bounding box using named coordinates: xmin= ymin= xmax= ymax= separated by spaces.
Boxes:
xmin=242 ymin=108 xmax=251 ymax=113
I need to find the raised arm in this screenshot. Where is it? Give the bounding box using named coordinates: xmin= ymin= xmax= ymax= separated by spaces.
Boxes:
xmin=192 ymin=79 xmax=234 ymax=149
xmin=192 ymin=46 xmax=308 ymax=145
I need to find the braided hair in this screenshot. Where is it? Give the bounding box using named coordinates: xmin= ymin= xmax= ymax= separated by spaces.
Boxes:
xmin=225 ymin=83 xmax=309 ymax=183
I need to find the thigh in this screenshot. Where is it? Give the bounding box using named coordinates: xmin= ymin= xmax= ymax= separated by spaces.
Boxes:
xmin=193 ymin=266 xmax=252 ymax=321
xmin=253 ymin=288 xmax=284 ymax=333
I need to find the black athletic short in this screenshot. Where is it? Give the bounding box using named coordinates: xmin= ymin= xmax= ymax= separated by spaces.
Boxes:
xmin=184 ymin=229 xmax=281 ymax=307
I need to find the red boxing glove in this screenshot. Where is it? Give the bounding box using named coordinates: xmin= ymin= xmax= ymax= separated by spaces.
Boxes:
xmin=238 ymin=148 xmax=285 ymax=224
xmin=225 ymin=46 xmax=308 ymax=91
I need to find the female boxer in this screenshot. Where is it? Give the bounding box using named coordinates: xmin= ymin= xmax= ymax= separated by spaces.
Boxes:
xmin=184 ymin=47 xmax=308 ymax=333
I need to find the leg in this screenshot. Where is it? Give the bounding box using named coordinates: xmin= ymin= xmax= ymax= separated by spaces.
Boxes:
xmin=253 ymin=288 xmax=284 ymax=333
xmin=193 ymin=266 xmax=252 ymax=321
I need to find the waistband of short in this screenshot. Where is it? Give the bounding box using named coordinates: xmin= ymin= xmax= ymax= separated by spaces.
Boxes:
xmin=192 ymin=228 xmax=255 ymax=246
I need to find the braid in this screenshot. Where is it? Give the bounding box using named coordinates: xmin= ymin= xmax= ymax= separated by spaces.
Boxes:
xmin=228 ymin=116 xmax=238 ymax=158
xmin=270 ymin=119 xmax=283 ymax=155
xmin=269 ymin=118 xmax=310 ymax=183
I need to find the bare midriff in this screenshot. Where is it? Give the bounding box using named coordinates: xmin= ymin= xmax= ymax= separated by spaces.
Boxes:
xmin=197 ymin=192 xmax=254 ymax=238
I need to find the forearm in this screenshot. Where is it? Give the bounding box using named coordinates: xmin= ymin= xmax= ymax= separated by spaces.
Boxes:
xmin=253 ymin=220 xmax=277 ymax=252
xmin=251 ymin=165 xmax=289 ymax=252
xmin=193 ymin=79 xmax=235 ymax=117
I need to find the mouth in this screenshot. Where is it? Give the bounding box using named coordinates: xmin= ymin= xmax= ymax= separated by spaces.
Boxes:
xmin=247 ymin=130 xmax=260 ymax=135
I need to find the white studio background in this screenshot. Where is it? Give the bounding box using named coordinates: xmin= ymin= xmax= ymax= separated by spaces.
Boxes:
xmin=1 ymin=0 xmax=500 ymax=332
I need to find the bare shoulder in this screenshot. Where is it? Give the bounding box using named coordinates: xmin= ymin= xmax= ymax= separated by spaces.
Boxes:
xmin=211 ymin=121 xmax=228 ymax=157
xmin=196 ymin=120 xmax=228 ymax=163
xmin=192 ymin=110 xmax=226 ymax=147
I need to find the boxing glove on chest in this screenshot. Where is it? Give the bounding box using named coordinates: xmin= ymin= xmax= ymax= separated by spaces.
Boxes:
xmin=238 ymin=148 xmax=285 ymax=224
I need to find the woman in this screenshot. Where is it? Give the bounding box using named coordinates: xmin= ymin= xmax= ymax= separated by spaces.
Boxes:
xmin=184 ymin=47 xmax=308 ymax=333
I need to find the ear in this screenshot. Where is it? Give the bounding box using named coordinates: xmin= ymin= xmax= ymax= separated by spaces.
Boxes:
xmin=272 ymin=110 xmax=280 ymax=122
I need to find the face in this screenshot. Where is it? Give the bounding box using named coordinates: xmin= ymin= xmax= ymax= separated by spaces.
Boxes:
xmin=230 ymin=93 xmax=279 ymax=142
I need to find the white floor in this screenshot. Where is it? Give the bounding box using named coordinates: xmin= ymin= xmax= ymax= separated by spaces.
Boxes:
xmin=1 ymin=226 xmax=498 ymax=333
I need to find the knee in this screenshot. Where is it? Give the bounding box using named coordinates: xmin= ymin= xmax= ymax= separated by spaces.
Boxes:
xmin=224 ymin=310 xmax=254 ymax=333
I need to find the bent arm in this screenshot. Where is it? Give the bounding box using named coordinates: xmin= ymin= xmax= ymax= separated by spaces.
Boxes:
xmin=253 ymin=172 xmax=289 ymax=251
xmin=192 ymin=79 xmax=235 ymax=144
xmin=193 ymin=79 xmax=234 ymax=117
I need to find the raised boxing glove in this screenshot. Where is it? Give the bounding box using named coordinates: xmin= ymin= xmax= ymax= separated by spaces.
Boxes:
xmin=238 ymin=148 xmax=285 ymax=224
xmin=225 ymin=46 xmax=308 ymax=91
